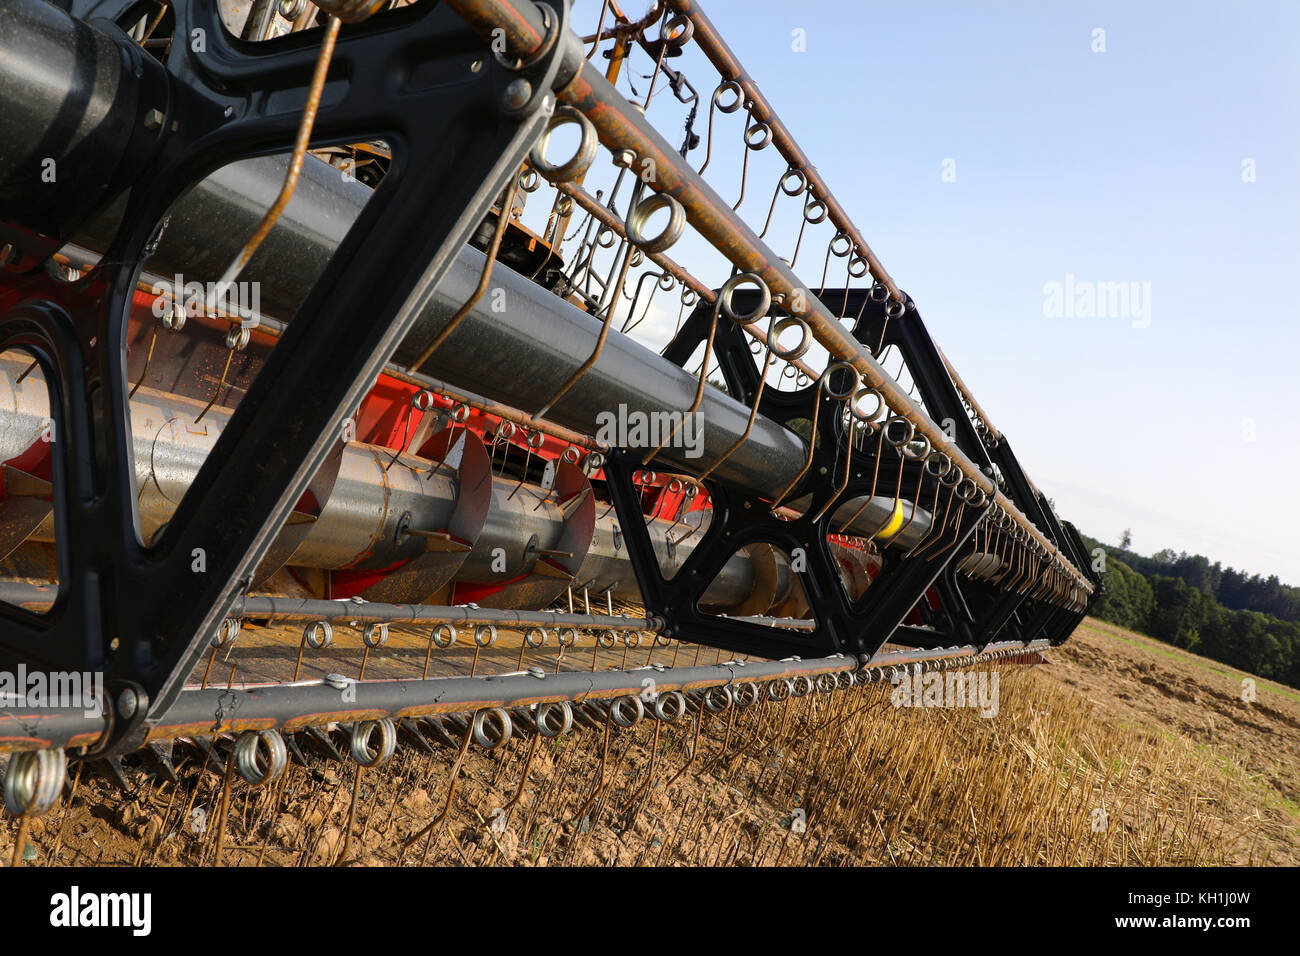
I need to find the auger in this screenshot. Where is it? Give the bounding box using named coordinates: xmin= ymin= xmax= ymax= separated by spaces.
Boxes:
xmin=0 ymin=0 xmax=1098 ymax=843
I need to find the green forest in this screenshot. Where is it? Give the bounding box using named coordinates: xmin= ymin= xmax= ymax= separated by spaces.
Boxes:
xmin=1079 ymin=532 xmax=1300 ymax=689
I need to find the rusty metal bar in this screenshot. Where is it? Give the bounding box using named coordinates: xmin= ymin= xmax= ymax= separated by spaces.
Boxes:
xmin=439 ymin=0 xmax=1090 ymax=597
xmin=395 ymin=372 xmax=609 ymax=453
xmin=662 ymin=0 xmax=902 ymax=304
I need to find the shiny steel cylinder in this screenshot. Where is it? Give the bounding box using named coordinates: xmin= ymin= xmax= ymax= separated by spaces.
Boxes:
xmin=0 ymin=356 xmax=761 ymax=608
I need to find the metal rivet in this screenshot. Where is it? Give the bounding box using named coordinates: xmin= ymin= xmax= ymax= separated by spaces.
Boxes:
xmin=502 ymin=78 xmax=532 ymax=111
xmin=116 ymin=688 xmax=138 ymax=719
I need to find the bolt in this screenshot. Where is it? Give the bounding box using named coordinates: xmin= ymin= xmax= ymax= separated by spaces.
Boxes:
xmin=117 ymin=688 xmax=139 ymax=719
xmin=144 ymin=108 xmax=165 ymax=131
xmin=502 ymin=78 xmax=532 ymax=111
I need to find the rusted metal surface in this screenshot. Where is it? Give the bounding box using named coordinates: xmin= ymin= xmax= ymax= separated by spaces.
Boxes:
xmin=396 ymin=373 xmax=609 ymax=453
xmin=578 ymin=0 xmax=665 ymax=44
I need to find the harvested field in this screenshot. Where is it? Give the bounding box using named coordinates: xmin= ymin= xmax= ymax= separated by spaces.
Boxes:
xmin=5 ymin=617 xmax=1294 ymax=867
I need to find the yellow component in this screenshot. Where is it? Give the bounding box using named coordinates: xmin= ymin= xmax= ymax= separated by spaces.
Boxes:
xmin=875 ymin=500 xmax=907 ymax=541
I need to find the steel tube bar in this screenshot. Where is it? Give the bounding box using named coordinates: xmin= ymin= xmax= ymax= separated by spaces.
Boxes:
xmin=0 ymin=639 xmax=1049 ymax=752
xmin=394 ymin=372 xmax=608 ymax=453
xmin=230 ymin=596 xmax=659 ymax=629
xmin=0 ymin=582 xmax=812 ymax=630
xmin=938 ymin=346 xmax=1004 ymax=442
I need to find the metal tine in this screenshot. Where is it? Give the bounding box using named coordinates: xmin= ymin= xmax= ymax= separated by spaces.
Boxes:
xmin=833 ymin=423 xmax=888 ymax=534
xmin=620 ymin=269 xmax=670 ymax=335
xmin=788 ymin=211 xmax=809 ymax=268
xmin=770 ymin=383 xmax=826 ymax=512
xmin=733 ymin=120 xmax=751 ymax=210
xmin=535 ymin=176 xmax=652 ymax=419
xmin=758 ymin=172 xmax=785 ymax=239
xmin=901 ymin=478 xmax=947 ymax=560
xmin=204 ymin=14 xmax=342 ymax=310
xmin=410 ymin=170 xmax=521 ymax=373
xmin=695 ymin=310 xmax=780 ymax=482
xmin=583 ymin=0 xmax=612 ymax=61
xmin=912 ymin=484 xmax=961 ymax=561
xmin=642 ymin=299 xmax=723 ymax=467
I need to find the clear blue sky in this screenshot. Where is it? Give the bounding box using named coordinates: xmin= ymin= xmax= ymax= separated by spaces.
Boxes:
xmin=558 ymin=1 xmax=1300 ymax=584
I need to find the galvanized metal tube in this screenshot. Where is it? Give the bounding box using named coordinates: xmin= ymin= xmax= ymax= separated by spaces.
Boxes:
xmin=231 ymin=596 xmax=658 ymax=629
xmin=0 ymin=639 xmax=1050 ymax=753
xmin=938 ymin=347 xmax=1004 ymax=443
xmin=0 ymin=355 xmax=762 ymax=608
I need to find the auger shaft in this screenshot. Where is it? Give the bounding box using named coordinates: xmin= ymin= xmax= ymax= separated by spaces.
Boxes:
xmin=0 ymin=355 xmax=780 ymax=611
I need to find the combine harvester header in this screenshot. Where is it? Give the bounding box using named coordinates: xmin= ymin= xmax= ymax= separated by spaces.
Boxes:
xmin=0 ymin=0 xmax=1097 ymax=814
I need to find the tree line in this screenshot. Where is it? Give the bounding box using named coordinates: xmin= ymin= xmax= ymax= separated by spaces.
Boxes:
xmin=1078 ymin=533 xmax=1300 ymax=689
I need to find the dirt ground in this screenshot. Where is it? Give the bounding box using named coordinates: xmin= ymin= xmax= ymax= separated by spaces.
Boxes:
xmin=2 ymin=616 xmax=1296 ymax=867
xmin=1051 ymin=618 xmax=1299 ymax=861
